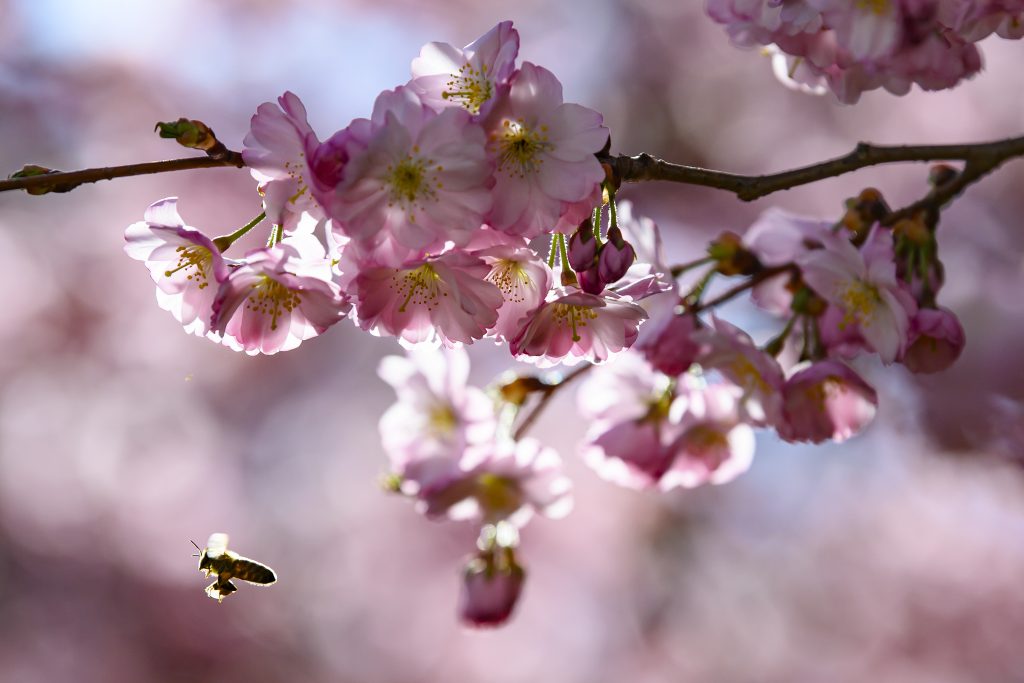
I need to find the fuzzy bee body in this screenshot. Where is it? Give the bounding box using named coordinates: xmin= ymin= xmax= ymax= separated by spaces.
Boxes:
xmin=195 ymin=533 xmax=277 ymax=602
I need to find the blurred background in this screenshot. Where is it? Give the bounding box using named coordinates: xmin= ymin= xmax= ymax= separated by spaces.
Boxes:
xmin=2 ymin=1 xmax=1024 ymax=681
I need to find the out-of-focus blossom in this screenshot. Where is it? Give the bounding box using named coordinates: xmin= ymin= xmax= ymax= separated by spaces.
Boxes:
xmin=354 ymin=250 xmax=503 ymax=347
xmin=327 ymin=87 xmax=492 ymax=258
xmin=419 ymin=438 xmax=572 ymax=527
xmin=210 ymin=234 xmax=348 ymax=355
xmin=939 ymin=0 xmax=1024 ymax=40
xmin=510 ymin=287 xmax=647 ymax=367
xmin=659 ymin=382 xmax=756 ymax=490
xmin=476 ymin=244 xmax=553 ymax=342
xmin=124 ymin=197 xmax=230 ymax=338
xmin=411 ymin=20 xmax=520 ymax=117
xmin=799 ymin=227 xmax=916 ymax=364
xmin=243 ymin=92 xmax=322 ymax=230
xmin=378 ymin=347 xmax=497 ymax=491
xmin=698 ymin=316 xmax=785 ymax=426
xmin=485 ymin=62 xmax=608 ymax=238
xmin=808 ymin=0 xmax=902 ymax=61
xmin=458 ymin=545 xmax=525 ymax=628
xmin=900 ymin=306 xmax=966 ymax=373
xmin=778 ymin=359 xmax=878 ymax=443
xmin=637 ymin=313 xmax=703 ymax=377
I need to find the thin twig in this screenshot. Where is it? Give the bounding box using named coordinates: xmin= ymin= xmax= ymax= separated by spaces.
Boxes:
xmin=513 ymin=365 xmax=592 ymax=440
xmin=600 ymin=135 xmax=1024 ymax=201
xmin=0 ymin=153 xmax=245 ymax=194
xmin=691 ymin=264 xmax=797 ymax=314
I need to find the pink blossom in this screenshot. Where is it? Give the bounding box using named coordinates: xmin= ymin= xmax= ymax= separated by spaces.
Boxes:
xmin=798 ymin=226 xmax=916 ymax=363
xmin=378 ymin=347 xmax=497 ymax=491
xmin=659 ymin=383 xmax=756 ymax=490
xmin=510 ymin=287 xmax=647 ymax=367
xmin=485 ymin=62 xmax=608 ymax=238
xmin=124 ymin=197 xmax=230 ymax=338
xmin=410 ymin=21 xmax=520 ymax=117
xmin=706 ymin=0 xmax=824 ymax=46
xmin=243 ymin=92 xmax=322 ymax=230
xmin=209 ymin=234 xmax=349 ymax=355
xmin=326 ymin=87 xmax=492 ymax=259
xmin=419 ymin=438 xmax=572 ymax=527
xmin=900 ymin=306 xmax=966 ymax=373
xmin=636 ymin=313 xmax=703 ymax=377
xmin=458 ymin=546 xmax=525 ymax=628
xmin=808 ymin=0 xmax=902 ymax=60
xmin=697 ymin=317 xmax=786 ymax=426
xmin=939 ymin=0 xmax=1024 ymax=40
xmin=475 ymin=244 xmax=553 ymax=342
xmin=778 ymin=360 xmax=878 ymax=443
xmin=353 ymin=250 xmax=503 ymax=347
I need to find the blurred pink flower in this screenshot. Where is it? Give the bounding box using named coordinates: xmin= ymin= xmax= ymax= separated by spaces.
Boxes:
xmin=210 ymin=234 xmax=348 ymax=355
xmin=637 ymin=313 xmax=702 ymax=377
xmin=799 ymin=226 xmax=916 ymax=363
xmin=778 ymin=359 xmax=878 ymax=443
xmin=475 ymin=244 xmax=553 ymax=342
xmin=485 ymin=62 xmax=608 ymax=238
xmin=410 ymin=20 xmax=520 ymax=117
xmin=420 ymin=438 xmax=572 ymax=526
xmin=510 ymin=287 xmax=647 ymax=367
xmin=808 ymin=0 xmax=902 ymax=60
xmin=124 ymin=197 xmax=230 ymax=338
xmin=659 ymin=383 xmax=756 ymax=490
xmin=900 ymin=306 xmax=966 ymax=373
xmin=353 ymin=250 xmax=502 ymax=347
xmin=378 ymin=346 xmax=497 ymax=491
xmin=327 ymin=87 xmax=492 ymax=257
xmin=698 ymin=316 xmax=785 ymax=426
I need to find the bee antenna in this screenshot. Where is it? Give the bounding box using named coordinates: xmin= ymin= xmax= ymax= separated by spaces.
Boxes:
xmin=190 ymin=539 xmax=202 ymax=557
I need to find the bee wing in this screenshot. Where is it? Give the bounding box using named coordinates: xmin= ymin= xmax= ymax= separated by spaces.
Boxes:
xmin=231 ymin=556 xmax=277 ymax=585
xmin=205 ymin=532 xmax=229 ymax=557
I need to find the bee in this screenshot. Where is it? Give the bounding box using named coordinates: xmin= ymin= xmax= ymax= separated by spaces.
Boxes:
xmin=191 ymin=533 xmax=277 ymax=602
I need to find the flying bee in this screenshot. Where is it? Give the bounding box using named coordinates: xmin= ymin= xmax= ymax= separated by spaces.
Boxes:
xmin=191 ymin=533 xmax=277 ymax=602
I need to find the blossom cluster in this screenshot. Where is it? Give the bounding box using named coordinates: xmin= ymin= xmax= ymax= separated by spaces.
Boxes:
xmin=124 ymin=21 xmax=659 ymax=366
xmin=706 ymin=0 xmax=1023 ymax=102
xmin=121 ymin=19 xmax=969 ymax=628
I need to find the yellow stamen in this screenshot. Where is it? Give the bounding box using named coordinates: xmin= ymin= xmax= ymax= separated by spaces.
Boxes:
xmin=245 ymin=276 xmax=301 ymax=331
xmin=163 ymin=245 xmax=213 ymax=289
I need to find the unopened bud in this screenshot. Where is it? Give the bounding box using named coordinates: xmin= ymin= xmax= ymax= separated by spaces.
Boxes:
xmin=567 ymin=220 xmax=598 ymax=272
xmin=928 ymin=164 xmax=959 ymax=187
xmin=457 ymin=546 xmax=526 ymax=628
xmin=9 ymin=165 xmax=78 ymax=195
xmin=708 ymin=231 xmax=758 ymax=276
xmin=597 ymin=237 xmax=635 ymax=284
xmin=577 ymin=264 xmax=604 ymax=294
xmin=892 ymin=214 xmax=930 ymax=246
xmin=155 ymin=118 xmax=228 ymax=158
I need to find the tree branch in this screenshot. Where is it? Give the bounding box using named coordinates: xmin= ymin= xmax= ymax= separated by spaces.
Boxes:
xmin=0 ymin=153 xmax=244 ymax=195
xmin=513 ymin=365 xmax=592 ymax=440
xmin=600 ymin=134 xmax=1024 ymax=201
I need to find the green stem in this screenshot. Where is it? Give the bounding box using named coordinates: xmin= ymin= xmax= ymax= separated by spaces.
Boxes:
xmin=557 ymin=233 xmax=572 ymax=275
xmin=212 ymin=211 xmax=266 ymax=252
xmin=592 ymin=204 xmax=603 ymax=247
xmin=548 ymin=235 xmax=558 ymax=268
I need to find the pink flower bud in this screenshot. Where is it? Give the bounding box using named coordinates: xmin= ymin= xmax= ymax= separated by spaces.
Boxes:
xmin=597 ymin=231 xmax=635 ymax=285
xmin=457 ymin=547 xmax=525 ymax=628
xmin=900 ymin=307 xmax=965 ymax=374
xmin=577 ymin=264 xmax=605 ymax=295
xmin=567 ymin=221 xmax=598 ymax=272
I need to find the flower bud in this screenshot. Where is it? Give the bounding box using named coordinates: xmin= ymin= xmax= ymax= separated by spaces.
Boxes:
xmin=498 ymin=375 xmax=550 ymax=406
xmin=597 ymin=227 xmax=635 ymax=284
xmin=928 ymin=164 xmax=959 ymax=187
xmin=577 ymin=264 xmax=604 ymax=294
xmin=458 ymin=547 xmax=525 ymax=628
xmin=708 ymin=231 xmax=758 ymax=276
xmin=567 ymin=220 xmax=598 ymax=272
xmin=155 ymin=118 xmax=229 ymax=158
xmin=8 ymin=164 xmax=78 ymax=195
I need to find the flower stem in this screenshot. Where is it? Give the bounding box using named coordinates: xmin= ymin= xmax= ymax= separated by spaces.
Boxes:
xmin=212 ymin=211 xmax=266 ymax=252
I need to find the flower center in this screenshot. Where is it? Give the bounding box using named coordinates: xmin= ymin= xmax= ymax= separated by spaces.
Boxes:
xmin=384 ymin=149 xmax=442 ymax=220
xmin=802 ymin=377 xmax=841 ymax=411
xmin=493 ymin=119 xmax=552 ymax=178
xmin=684 ymin=424 xmax=729 ymax=469
xmin=855 ymin=0 xmax=890 ymax=14
xmin=551 ymin=303 xmax=598 ymax=342
xmin=442 ymin=63 xmax=493 ymax=114
xmin=728 ymin=356 xmax=772 ymax=396
xmin=394 ymin=264 xmax=443 ymax=313
xmin=428 ymin=404 xmax=458 ymax=436
xmin=246 ymin=276 xmax=301 ymax=331
xmin=486 ymin=260 xmax=532 ymax=303
xmin=838 ymin=280 xmax=882 ymax=329
xmin=474 ymin=473 xmax=521 ymax=519
xmin=164 ymin=245 xmax=213 ymax=289
xmin=282 ymin=154 xmax=309 ymax=204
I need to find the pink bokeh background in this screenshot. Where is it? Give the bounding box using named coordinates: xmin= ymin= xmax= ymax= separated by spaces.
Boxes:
xmin=2 ymin=1 xmax=1024 ymax=680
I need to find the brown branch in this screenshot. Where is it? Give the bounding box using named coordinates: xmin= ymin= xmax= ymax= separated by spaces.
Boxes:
xmin=512 ymin=365 xmax=592 ymax=440
xmin=0 ymin=153 xmax=245 ymax=195
xmin=600 ymin=134 xmax=1024 ymax=201
xmin=691 ymin=264 xmax=797 ymax=314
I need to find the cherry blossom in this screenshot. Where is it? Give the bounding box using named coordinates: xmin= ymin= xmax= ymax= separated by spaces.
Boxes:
xmin=410 ymin=20 xmax=520 ymax=117
xmin=485 ymin=62 xmax=608 ymax=238
xmin=474 ymin=244 xmax=553 ymax=342
xmin=900 ymin=306 xmax=966 ymax=374
xmin=458 ymin=545 xmax=525 ymax=628
xmin=124 ymin=197 xmax=231 ymax=338
xmin=778 ymin=360 xmax=878 ymax=443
